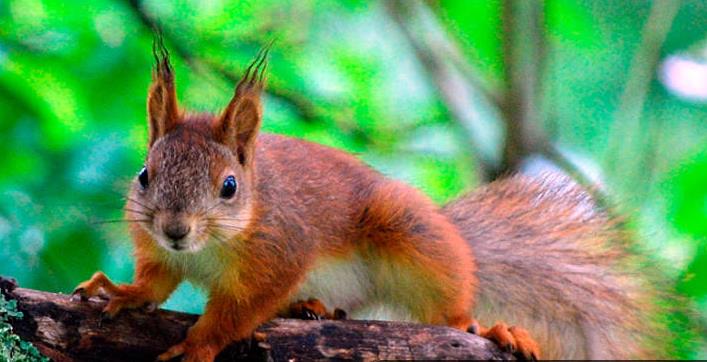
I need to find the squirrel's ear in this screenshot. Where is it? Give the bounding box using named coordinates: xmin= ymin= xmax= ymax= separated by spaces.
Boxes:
xmin=147 ymin=33 xmax=179 ymax=148
xmin=214 ymin=46 xmax=269 ymax=166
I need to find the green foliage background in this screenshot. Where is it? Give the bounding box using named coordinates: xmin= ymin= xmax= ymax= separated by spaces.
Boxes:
xmin=0 ymin=0 xmax=705 ymax=358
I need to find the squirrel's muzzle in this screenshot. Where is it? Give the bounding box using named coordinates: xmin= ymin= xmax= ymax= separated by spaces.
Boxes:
xmin=152 ymin=212 xmax=202 ymax=252
xmin=164 ymin=222 xmax=191 ymax=242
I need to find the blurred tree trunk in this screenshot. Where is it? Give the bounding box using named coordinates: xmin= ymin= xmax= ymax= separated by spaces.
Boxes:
xmin=497 ymin=0 xmax=548 ymax=177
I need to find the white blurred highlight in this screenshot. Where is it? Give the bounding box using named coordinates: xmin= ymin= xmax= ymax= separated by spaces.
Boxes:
xmin=659 ymin=55 xmax=707 ymax=102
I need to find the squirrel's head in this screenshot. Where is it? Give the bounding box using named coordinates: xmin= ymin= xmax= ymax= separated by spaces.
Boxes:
xmin=126 ymin=37 xmax=267 ymax=253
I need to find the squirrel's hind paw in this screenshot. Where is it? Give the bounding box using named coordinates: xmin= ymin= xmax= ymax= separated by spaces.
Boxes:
xmin=470 ymin=320 xmax=540 ymax=361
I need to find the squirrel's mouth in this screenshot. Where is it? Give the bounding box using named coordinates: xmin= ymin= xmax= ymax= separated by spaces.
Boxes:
xmin=167 ymin=239 xmax=186 ymax=251
xmin=155 ymin=233 xmax=206 ymax=253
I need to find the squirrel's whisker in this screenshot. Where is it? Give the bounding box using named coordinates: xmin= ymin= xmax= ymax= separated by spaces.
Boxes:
xmin=208 ymin=225 xmax=248 ymax=234
xmin=123 ymin=207 xmax=153 ymax=217
xmin=208 ymin=231 xmax=227 ymax=245
xmin=205 ymin=217 xmax=253 ymax=222
xmin=204 ymin=202 xmax=223 ymax=214
xmin=124 ymin=197 xmax=155 ymax=212
xmin=92 ymin=219 xmax=152 ymax=225
xmin=208 ymin=222 xmax=249 ymax=229
xmin=206 ymin=229 xmax=234 ymax=246
xmin=208 ymin=227 xmax=245 ymax=233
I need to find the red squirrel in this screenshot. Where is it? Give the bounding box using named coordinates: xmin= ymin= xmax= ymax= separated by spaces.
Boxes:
xmin=73 ymin=41 xmax=668 ymax=360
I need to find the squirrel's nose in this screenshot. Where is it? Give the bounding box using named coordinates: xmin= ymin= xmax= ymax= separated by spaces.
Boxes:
xmin=163 ymin=223 xmax=191 ymax=241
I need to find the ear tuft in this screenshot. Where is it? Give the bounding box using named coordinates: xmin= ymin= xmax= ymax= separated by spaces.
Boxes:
xmin=147 ymin=30 xmax=180 ymax=147
xmin=152 ymin=30 xmax=174 ymax=83
xmin=214 ymin=43 xmax=272 ymax=166
xmin=236 ymin=41 xmax=272 ymax=95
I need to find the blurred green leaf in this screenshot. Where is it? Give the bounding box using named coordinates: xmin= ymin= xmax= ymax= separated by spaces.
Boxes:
xmin=666 ymin=150 xmax=707 ymax=238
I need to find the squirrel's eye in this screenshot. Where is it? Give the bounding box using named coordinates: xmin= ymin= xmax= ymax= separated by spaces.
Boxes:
xmin=138 ymin=166 xmax=149 ymax=189
xmin=220 ymin=175 xmax=237 ymax=199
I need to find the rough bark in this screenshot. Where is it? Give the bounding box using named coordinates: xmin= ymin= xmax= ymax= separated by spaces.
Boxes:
xmin=0 ymin=277 xmax=513 ymax=361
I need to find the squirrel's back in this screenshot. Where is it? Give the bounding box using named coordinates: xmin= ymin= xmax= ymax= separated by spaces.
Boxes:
xmin=443 ymin=174 xmax=668 ymax=359
xmin=251 ymin=133 xmax=381 ymax=254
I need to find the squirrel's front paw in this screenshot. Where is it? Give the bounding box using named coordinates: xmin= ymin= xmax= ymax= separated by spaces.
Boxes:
xmin=283 ymin=298 xmax=347 ymax=320
xmin=157 ymin=340 xmax=219 ymax=362
xmin=72 ymin=271 xmax=152 ymax=318
xmin=72 ymin=271 xmax=112 ymax=301
xmin=469 ymin=320 xmax=540 ymax=361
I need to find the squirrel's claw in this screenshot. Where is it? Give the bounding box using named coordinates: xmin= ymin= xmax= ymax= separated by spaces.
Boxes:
xmin=467 ymin=319 xmax=481 ymax=335
xmin=333 ymin=308 xmax=347 ymax=320
xmin=71 ymin=287 xmax=89 ymax=302
xmin=282 ymin=299 xmax=346 ymax=321
xmin=285 ymin=298 xmax=341 ymax=321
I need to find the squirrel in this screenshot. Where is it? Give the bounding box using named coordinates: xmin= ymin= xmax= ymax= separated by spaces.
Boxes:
xmin=73 ymin=41 xmax=669 ymax=361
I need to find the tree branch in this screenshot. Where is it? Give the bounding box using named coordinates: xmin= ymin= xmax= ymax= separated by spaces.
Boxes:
xmin=0 ymin=277 xmax=514 ymax=361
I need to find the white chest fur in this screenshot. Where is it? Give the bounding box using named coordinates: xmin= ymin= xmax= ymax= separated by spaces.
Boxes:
xmin=164 ymin=244 xmax=228 ymax=289
xmin=292 ymin=254 xmax=372 ymax=313
xmin=291 ymin=253 xmax=414 ymax=321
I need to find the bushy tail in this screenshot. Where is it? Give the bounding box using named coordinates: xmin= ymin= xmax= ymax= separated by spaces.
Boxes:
xmin=442 ymin=174 xmax=670 ymax=359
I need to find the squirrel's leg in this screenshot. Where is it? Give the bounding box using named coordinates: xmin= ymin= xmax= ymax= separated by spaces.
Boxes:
xmin=72 ymin=260 xmax=180 ymax=318
xmin=470 ymin=320 xmax=540 ymax=361
xmin=281 ymin=298 xmax=347 ymax=320
xmin=364 ymin=181 xmax=540 ymax=360
xmin=157 ymin=294 xmax=240 ymax=362
xmin=158 ymin=230 xmax=311 ymax=361
xmin=157 ymin=289 xmax=295 ymax=362
xmin=362 ymin=181 xmax=476 ymax=329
